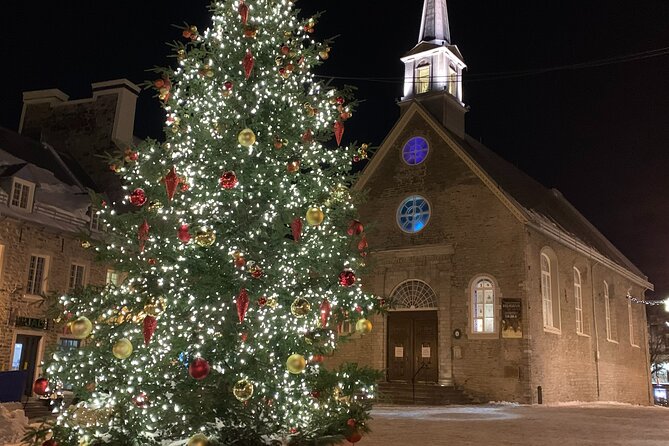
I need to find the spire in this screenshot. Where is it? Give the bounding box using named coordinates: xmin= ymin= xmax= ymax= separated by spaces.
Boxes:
xmin=418 ymin=0 xmax=451 ymax=45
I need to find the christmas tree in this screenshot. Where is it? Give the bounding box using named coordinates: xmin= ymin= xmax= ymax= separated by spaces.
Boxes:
xmin=39 ymin=1 xmax=379 ymax=445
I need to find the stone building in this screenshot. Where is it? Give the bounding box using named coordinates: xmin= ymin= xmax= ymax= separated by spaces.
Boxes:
xmin=331 ymin=0 xmax=654 ymax=405
xmin=0 ymin=80 xmax=138 ymax=395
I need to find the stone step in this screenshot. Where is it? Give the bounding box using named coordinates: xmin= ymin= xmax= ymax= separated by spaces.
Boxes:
xmin=377 ymin=382 xmax=476 ymax=406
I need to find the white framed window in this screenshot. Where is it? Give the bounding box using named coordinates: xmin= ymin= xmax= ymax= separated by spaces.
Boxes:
xmin=416 ymin=63 xmax=430 ymax=94
xmin=628 ymin=296 xmax=638 ymax=347
xmin=472 ymin=277 xmax=495 ymax=334
xmin=604 ymin=281 xmax=615 ymax=342
xmin=574 ymin=268 xmax=584 ymax=334
xmin=390 ymin=280 xmax=438 ymax=310
xmin=541 ymin=250 xmax=560 ymax=332
xmin=26 ymin=255 xmax=49 ymax=296
xmin=68 ymin=263 xmax=86 ymax=291
xmin=10 ymin=178 xmax=35 ymax=211
xmin=89 ymin=207 xmax=103 ymax=231
xmin=106 ymin=269 xmax=123 ymax=287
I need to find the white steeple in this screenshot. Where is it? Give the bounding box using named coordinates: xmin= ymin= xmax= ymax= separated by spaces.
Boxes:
xmin=400 ymin=0 xmax=468 ymax=137
xmin=419 ymin=0 xmax=451 ymax=45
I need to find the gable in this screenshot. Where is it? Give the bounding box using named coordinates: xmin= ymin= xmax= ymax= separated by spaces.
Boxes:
xmin=356 ymin=102 xmax=651 ymax=290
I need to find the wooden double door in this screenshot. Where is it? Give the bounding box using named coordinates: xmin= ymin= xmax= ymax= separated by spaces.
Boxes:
xmin=387 ymin=311 xmax=438 ymax=382
xmin=13 ymin=334 xmax=42 ymax=396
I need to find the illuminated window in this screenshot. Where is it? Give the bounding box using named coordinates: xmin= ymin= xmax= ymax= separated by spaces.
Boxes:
xmin=574 ymin=268 xmax=584 ymax=334
xmin=106 ymin=269 xmax=123 ymax=287
xmin=472 ymin=278 xmax=495 ymax=333
xmin=397 ymin=195 xmax=430 ymax=233
xmin=448 ymin=64 xmax=458 ymax=96
xmin=402 ymin=137 xmax=429 ymax=165
xmin=416 ymin=64 xmax=430 ymax=94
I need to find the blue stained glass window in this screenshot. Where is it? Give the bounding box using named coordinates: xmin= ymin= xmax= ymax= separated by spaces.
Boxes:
xmin=397 ymin=195 xmax=431 ymax=233
xmin=402 ymin=137 xmax=429 ymax=165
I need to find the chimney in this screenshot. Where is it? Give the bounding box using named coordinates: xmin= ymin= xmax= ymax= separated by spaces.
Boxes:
xmin=19 ymin=89 xmax=70 ymax=134
xmin=91 ymin=79 xmax=141 ymax=147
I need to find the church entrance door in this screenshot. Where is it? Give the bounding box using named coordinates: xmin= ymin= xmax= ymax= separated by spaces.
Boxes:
xmin=387 ymin=311 xmax=438 ymax=383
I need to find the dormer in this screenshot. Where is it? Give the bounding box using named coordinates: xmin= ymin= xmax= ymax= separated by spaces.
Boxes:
xmin=9 ymin=177 xmax=35 ymax=212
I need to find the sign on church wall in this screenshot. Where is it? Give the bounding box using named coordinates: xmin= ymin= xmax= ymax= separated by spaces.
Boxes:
xmin=501 ymin=298 xmax=523 ymax=338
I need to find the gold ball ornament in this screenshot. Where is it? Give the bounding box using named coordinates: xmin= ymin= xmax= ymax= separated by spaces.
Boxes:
xmin=305 ymin=207 xmax=325 ymax=226
xmin=187 ymin=434 xmax=209 ymax=446
xmin=238 ymin=128 xmax=257 ymax=147
xmin=355 ymin=319 xmax=373 ymax=334
xmin=266 ymin=297 xmax=279 ymax=309
xmin=112 ymin=338 xmax=133 ymax=360
xmin=286 ymin=354 xmax=307 ymax=374
xmin=194 ymin=227 xmax=216 ymax=247
xmin=69 ymin=316 xmax=93 ymax=339
xmin=233 ymin=379 xmax=254 ymax=402
xmin=290 ymin=297 xmax=311 ymax=317
xmin=80 ymin=240 xmax=92 ymax=249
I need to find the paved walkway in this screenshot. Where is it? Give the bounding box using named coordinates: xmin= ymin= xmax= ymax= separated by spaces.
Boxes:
xmin=364 ymin=404 xmax=669 ymax=445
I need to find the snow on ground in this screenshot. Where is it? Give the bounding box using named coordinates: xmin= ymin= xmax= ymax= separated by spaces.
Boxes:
xmin=365 ymin=403 xmax=669 ymax=445
xmin=0 ymin=403 xmax=29 ymax=445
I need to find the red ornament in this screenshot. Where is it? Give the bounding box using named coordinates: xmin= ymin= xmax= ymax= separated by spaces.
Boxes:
xmin=237 ymin=288 xmax=250 ymax=323
xmin=143 ymin=315 xmax=157 ymax=345
xmin=220 ymin=171 xmax=239 ymax=189
xmin=148 ymin=258 xmax=157 ymax=265
xmin=338 ymin=270 xmax=356 ymax=287
xmin=124 ymin=149 xmax=138 ymax=162
xmin=235 ymin=256 xmax=247 ymax=268
xmin=347 ymin=418 xmax=357 ymax=427
xmin=281 ymin=45 xmax=290 ymax=55
xmin=320 ymin=298 xmax=331 ymax=328
xmin=312 ymin=354 xmax=324 ymax=363
xmin=334 ymin=121 xmax=345 ymax=146
xmin=164 ymin=166 xmax=180 ymax=202
xmin=132 ymin=392 xmax=149 ymax=408
xmin=238 ymin=0 xmax=249 ymax=25
xmin=311 ymin=390 xmax=321 ymax=399
xmin=302 ymin=129 xmax=313 ymax=143
xmin=258 ymin=296 xmax=267 ymax=306
xmin=129 ymin=188 xmax=147 ymax=207
xmin=336 ymin=96 xmax=345 ymax=105
xmin=345 ymin=430 xmax=362 ymax=444
xmin=188 ymin=357 xmax=210 ymax=380
xmin=347 ymin=220 xmax=364 ymax=236
xmin=138 ymin=220 xmax=150 ymax=252
xmin=358 ymin=235 xmax=368 ymax=255
xmin=243 ymin=50 xmax=255 ymax=80
xmin=178 ymin=224 xmax=191 ymax=243
xmin=42 ymin=441 xmax=58 ymax=446
xmin=180 ymin=182 xmax=190 ymax=192
xmin=291 ymin=217 xmax=303 ymax=242
xmin=33 ymin=378 xmax=49 ymax=396
xmin=241 ymin=332 xmax=248 ymax=342
xmin=251 ymin=268 xmax=263 ymax=279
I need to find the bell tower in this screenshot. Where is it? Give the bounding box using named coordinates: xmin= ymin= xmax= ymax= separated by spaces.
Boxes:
xmin=400 ymin=0 xmax=467 ymax=137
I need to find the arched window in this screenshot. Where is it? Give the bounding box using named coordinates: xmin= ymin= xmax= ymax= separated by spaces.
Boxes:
xmin=402 ymin=137 xmax=429 ymax=165
xmin=540 ymin=249 xmax=560 ymax=331
xmin=415 ymin=62 xmax=430 ymax=94
xmin=472 ymin=277 xmax=495 ymax=334
xmin=390 ymin=280 xmax=437 ymax=309
xmin=574 ymin=268 xmax=584 ymax=334
xmin=604 ymin=281 xmax=614 ymax=341
xmin=397 ymin=195 xmax=431 ymax=233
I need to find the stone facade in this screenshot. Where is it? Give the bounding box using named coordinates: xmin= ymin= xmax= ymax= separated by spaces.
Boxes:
xmin=327 ymin=103 xmax=653 ymax=405
xmin=0 ymin=217 xmax=107 ymax=374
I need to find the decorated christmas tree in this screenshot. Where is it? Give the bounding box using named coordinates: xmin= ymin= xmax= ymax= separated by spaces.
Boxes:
xmin=37 ymin=1 xmax=379 ymax=445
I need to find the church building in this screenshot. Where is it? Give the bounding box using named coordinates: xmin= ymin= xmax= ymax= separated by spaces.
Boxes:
xmin=332 ymin=0 xmax=654 ymax=405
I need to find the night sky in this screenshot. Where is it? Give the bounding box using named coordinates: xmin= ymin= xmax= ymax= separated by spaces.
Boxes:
xmin=2 ymin=1 xmax=669 ymax=297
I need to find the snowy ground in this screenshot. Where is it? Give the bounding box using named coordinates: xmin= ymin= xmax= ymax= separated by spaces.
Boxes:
xmin=364 ymin=403 xmax=669 ymax=445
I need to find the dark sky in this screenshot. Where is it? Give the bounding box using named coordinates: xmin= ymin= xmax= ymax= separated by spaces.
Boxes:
xmin=2 ymin=1 xmax=669 ymax=297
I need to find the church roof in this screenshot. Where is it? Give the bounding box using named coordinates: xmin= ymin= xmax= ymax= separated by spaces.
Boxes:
xmin=460 ymin=134 xmax=646 ymax=279
xmin=403 ymin=42 xmax=465 ymax=62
